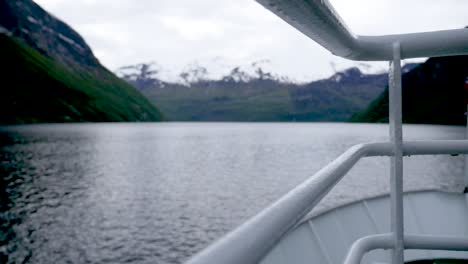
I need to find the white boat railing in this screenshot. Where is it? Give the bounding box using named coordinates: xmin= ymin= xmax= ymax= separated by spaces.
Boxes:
xmin=186 ymin=141 xmax=468 ymax=264
xmin=255 ymin=0 xmax=468 ymax=61
xmin=186 ymin=1 xmax=468 ymax=263
xmin=344 ymin=234 xmax=468 ymax=264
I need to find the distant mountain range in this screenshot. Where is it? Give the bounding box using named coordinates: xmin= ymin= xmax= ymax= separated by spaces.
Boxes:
xmin=351 ymin=55 xmax=468 ymax=125
xmin=117 ymin=62 xmax=418 ymax=121
xmin=3 ymin=0 xmax=461 ymax=125
xmin=116 ymin=59 xmax=295 ymax=87
xmin=0 ymin=0 xmax=163 ymax=124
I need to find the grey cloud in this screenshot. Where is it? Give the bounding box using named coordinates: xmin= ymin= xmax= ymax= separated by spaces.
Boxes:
xmin=35 ymin=0 xmax=468 ymax=81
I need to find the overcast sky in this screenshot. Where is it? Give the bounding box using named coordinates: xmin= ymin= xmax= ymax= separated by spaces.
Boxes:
xmin=35 ymin=0 xmax=468 ymax=82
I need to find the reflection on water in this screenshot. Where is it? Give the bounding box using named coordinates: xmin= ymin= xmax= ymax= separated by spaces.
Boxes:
xmin=0 ymin=123 xmax=464 ymax=264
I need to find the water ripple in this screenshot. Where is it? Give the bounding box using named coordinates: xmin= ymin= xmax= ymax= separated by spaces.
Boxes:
xmin=0 ymin=123 xmax=464 ymax=263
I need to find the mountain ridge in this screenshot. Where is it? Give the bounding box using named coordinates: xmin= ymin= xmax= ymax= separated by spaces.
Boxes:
xmin=116 ymin=59 xmax=294 ymax=88
xmin=0 ymin=0 xmax=99 ymax=71
xmin=117 ymin=61 xmax=418 ymax=122
xmin=0 ymin=0 xmax=163 ymax=124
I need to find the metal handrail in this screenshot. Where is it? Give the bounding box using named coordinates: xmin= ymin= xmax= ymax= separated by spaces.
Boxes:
xmin=186 ymin=1 xmax=468 ymax=263
xmin=252 ymin=1 xmax=468 ymax=263
xmin=186 ymin=140 xmax=468 ymax=264
xmin=344 ymin=233 xmax=468 ymax=264
xmin=255 ymin=0 xmax=468 ymax=60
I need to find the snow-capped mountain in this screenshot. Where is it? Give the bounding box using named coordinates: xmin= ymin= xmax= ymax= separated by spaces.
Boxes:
xmin=329 ymin=67 xmax=364 ymax=83
xmin=116 ymin=59 xmax=418 ymax=91
xmin=115 ymin=57 xmax=420 ymax=122
xmin=116 ymin=59 xmax=292 ymax=88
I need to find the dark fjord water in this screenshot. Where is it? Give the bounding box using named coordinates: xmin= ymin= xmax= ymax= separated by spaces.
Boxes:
xmin=0 ymin=123 xmax=465 ymax=264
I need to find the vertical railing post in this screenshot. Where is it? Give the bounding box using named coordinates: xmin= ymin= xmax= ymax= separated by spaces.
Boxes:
xmin=389 ymin=42 xmax=404 ymax=264
xmin=465 ymin=104 xmax=468 ymax=193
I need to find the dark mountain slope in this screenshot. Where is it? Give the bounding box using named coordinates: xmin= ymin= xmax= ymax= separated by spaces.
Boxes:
xmin=0 ymin=0 xmax=98 ymax=71
xmin=0 ymin=34 xmax=163 ymax=123
xmin=0 ymin=0 xmax=163 ymax=124
xmin=351 ymin=56 xmax=468 ymax=125
xmin=286 ymin=68 xmax=389 ymax=121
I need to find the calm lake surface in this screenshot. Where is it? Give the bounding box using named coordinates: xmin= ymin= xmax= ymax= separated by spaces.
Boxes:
xmin=0 ymin=123 xmax=465 ymax=264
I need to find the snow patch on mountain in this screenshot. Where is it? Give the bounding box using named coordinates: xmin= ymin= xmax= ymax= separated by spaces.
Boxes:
xmin=0 ymin=25 xmax=12 ymax=36
xmin=116 ymin=58 xmax=295 ymax=86
xmin=116 ymin=57 xmax=420 ymax=89
xmin=27 ymin=16 xmax=39 ymax=24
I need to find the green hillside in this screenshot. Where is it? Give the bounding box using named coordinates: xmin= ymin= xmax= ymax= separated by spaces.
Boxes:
xmin=144 ymin=80 xmax=294 ymax=121
xmin=0 ymin=34 xmax=163 ymax=124
xmin=140 ymin=69 xmax=387 ymax=122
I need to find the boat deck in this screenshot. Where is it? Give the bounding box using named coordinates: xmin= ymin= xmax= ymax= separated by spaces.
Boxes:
xmin=261 ymin=191 xmax=468 ymax=264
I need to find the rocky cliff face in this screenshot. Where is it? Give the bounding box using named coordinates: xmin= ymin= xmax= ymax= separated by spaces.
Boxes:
xmin=0 ymin=0 xmax=99 ymax=70
xmin=0 ymin=0 xmax=164 ymax=124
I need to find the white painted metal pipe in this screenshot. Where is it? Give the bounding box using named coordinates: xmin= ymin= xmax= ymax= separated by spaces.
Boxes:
xmin=186 ymin=143 xmax=370 ymax=264
xmin=402 ymin=140 xmax=468 ymax=156
xmin=186 ymin=140 xmax=468 ymax=264
xmin=188 ymin=2 xmax=468 ymax=264
xmin=388 ymin=43 xmax=404 ymax=264
xmin=255 ymin=0 xmax=468 ymax=61
xmin=344 ymin=233 xmax=468 ymax=264
xmin=343 ymin=233 xmax=394 ymax=264
xmin=465 ymin=105 xmax=468 ymax=192
xmin=366 ymin=140 xmax=468 ymax=157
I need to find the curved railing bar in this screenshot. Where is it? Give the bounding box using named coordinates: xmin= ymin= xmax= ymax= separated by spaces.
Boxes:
xmin=344 ymin=233 xmax=468 ymax=264
xmin=255 ymin=0 xmax=468 ymax=60
xmin=186 ymin=140 xmax=468 ymax=264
